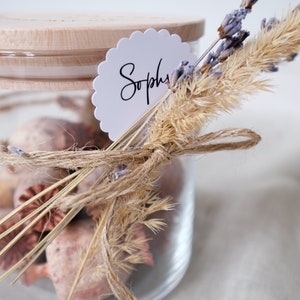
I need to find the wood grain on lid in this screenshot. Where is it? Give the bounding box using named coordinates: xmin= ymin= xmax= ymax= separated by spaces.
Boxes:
xmin=0 ymin=14 xmax=204 ymax=51
xmin=0 ymin=13 xmax=204 ymax=90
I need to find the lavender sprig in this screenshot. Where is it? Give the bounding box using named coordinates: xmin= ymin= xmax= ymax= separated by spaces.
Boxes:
xmin=203 ymin=0 xmax=256 ymax=71
xmin=200 ymin=0 xmax=257 ymax=65
xmin=167 ymin=60 xmax=189 ymax=88
xmin=218 ymin=9 xmax=249 ymax=39
xmin=201 ymin=30 xmax=250 ymax=73
xmin=169 ymin=0 xmax=258 ymax=89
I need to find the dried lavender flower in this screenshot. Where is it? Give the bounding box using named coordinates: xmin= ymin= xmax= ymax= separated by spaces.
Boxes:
xmin=200 ymin=52 xmax=219 ymax=73
xmin=7 ymin=145 xmax=26 ymax=157
xmin=261 ymin=17 xmax=280 ymax=31
xmin=218 ymin=47 xmax=235 ymax=62
xmin=199 ymin=1 xmax=256 ymax=73
xmin=266 ymin=63 xmax=279 ymax=72
xmin=201 ymin=30 xmax=250 ymax=72
xmin=114 ymin=164 xmax=130 ymax=180
xmin=218 ymin=30 xmax=250 ymax=61
xmin=167 ymin=60 xmax=199 ymax=89
xmin=167 ymin=60 xmax=189 ymax=88
xmin=286 ymin=53 xmax=298 ymax=61
xmin=218 ymin=9 xmax=249 ymax=39
xmin=181 ymin=65 xmax=197 ymax=81
xmin=230 ymin=30 xmax=250 ymax=49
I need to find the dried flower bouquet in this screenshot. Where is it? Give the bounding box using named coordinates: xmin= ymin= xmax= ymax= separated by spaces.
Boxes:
xmin=0 ymin=1 xmax=300 ymax=299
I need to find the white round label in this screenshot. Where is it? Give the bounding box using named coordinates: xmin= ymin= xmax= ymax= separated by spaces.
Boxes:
xmin=92 ymin=28 xmax=196 ymax=141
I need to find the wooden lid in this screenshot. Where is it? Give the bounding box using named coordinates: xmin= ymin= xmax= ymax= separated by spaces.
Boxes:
xmin=0 ymin=13 xmax=205 ymax=90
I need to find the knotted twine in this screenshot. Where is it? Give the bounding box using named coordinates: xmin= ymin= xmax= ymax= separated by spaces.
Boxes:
xmin=0 ymin=127 xmax=260 ymax=211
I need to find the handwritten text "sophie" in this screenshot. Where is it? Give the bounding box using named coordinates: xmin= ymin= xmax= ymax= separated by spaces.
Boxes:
xmin=119 ymin=58 xmax=169 ymax=105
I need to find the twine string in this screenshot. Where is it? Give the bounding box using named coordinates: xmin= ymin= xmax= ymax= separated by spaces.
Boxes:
xmin=0 ymin=128 xmax=260 ymax=170
xmin=0 ymin=127 xmax=260 ymax=211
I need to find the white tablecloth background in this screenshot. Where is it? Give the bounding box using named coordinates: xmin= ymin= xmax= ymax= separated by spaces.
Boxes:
xmin=1 ymin=0 xmax=300 ymax=299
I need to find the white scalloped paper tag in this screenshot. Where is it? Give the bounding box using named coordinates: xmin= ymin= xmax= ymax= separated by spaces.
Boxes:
xmin=92 ymin=28 xmax=196 ymax=141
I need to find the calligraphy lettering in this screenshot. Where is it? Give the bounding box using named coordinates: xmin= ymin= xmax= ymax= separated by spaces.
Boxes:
xmin=119 ymin=58 xmax=169 ymax=105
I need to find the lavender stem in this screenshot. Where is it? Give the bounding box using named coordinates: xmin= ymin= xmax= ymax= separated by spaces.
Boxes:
xmin=193 ymin=37 xmax=220 ymax=67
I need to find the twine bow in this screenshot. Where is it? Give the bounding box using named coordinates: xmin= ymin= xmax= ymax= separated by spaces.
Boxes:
xmin=0 ymin=127 xmax=260 ymax=211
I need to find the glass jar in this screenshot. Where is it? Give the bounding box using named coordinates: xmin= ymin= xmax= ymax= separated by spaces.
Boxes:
xmin=0 ymin=13 xmax=204 ymax=300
